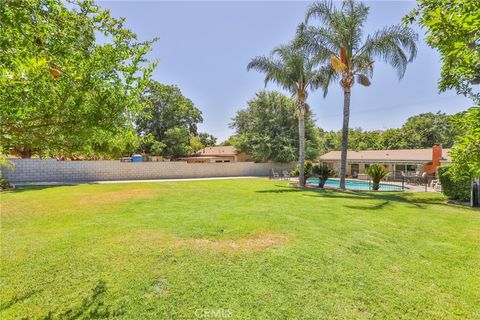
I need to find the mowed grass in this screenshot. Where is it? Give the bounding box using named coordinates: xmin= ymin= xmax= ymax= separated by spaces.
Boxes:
xmin=1 ymin=179 xmax=479 ymax=319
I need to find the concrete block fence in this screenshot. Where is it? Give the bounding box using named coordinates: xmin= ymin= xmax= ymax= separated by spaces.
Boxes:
xmin=2 ymin=160 xmax=295 ymax=183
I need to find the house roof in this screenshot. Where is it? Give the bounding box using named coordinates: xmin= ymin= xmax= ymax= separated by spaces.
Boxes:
xmin=195 ymin=146 xmax=237 ymax=156
xmin=320 ymin=149 xmax=451 ymax=162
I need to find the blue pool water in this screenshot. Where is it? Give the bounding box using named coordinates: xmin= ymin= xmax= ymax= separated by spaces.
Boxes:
xmin=307 ymin=178 xmax=405 ymax=191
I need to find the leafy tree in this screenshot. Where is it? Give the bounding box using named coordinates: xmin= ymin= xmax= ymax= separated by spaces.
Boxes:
xmin=196 ymin=133 xmax=217 ymax=148
xmin=301 ymin=0 xmax=417 ymax=189
xmin=405 ymin=0 xmax=480 ymax=102
xmin=450 ymin=107 xmax=480 ymax=178
xmin=219 ymin=135 xmax=239 ymax=147
xmin=0 ymin=0 xmax=156 ymax=158
xmin=136 ymin=81 xmax=203 ymax=157
xmin=138 ymin=134 xmax=165 ymax=156
xmin=248 ymin=41 xmax=327 ymax=185
xmin=162 ymin=127 xmax=193 ymax=159
xmin=317 ymin=111 xmax=460 ymax=154
xmin=230 ymin=91 xmax=320 ymax=163
xmin=399 ymin=112 xmax=460 ymax=148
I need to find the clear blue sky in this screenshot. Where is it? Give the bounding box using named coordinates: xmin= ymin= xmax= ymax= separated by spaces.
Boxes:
xmin=100 ymin=0 xmax=472 ymax=142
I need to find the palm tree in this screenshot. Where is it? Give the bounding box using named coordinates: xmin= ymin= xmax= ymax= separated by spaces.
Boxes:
xmin=366 ymin=164 xmax=390 ymax=191
xmin=301 ymin=0 xmax=418 ymax=189
xmin=247 ymin=41 xmax=327 ymax=186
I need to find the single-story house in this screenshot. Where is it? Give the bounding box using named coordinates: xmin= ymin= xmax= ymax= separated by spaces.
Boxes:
xmin=319 ymin=145 xmax=450 ymax=179
xmin=179 ymin=146 xmax=253 ymax=163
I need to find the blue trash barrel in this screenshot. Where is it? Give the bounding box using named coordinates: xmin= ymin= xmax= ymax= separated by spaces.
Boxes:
xmin=131 ymin=154 xmax=143 ymax=162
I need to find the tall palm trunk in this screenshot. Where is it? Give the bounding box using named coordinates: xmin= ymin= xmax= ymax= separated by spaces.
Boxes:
xmin=298 ymin=101 xmax=306 ymax=186
xmin=339 ymin=87 xmax=351 ymax=190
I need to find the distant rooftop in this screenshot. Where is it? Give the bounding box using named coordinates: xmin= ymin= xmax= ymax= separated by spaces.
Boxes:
xmin=196 ymin=146 xmax=238 ymax=156
xmin=320 ymin=148 xmax=451 ymax=162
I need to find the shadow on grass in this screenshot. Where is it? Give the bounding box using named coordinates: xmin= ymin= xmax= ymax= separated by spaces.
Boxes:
xmin=6 ymin=184 xmax=80 ymax=194
xmin=256 ymin=189 xmax=304 ymax=194
xmin=41 ymin=280 xmax=124 ymax=320
xmin=0 ymin=289 xmax=43 ymax=312
xmin=258 ymin=185 xmax=455 ymax=210
xmin=344 ymin=200 xmax=391 ymax=210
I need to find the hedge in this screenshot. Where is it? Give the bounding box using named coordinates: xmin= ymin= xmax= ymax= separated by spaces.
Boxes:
xmin=438 ymin=166 xmax=471 ymax=201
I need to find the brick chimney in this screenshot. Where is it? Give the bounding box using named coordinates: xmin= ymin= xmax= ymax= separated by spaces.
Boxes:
xmin=432 ymin=144 xmax=443 ymax=169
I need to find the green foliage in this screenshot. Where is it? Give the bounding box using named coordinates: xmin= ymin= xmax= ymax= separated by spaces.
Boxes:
xmin=138 ymin=134 xmax=165 ymax=156
xmin=196 ymin=133 xmax=217 ymax=148
xmin=400 ymin=112 xmax=461 ymax=148
xmin=291 ymin=161 xmax=314 ymax=179
xmin=405 ymin=0 xmax=480 ymax=102
xmin=162 ymin=127 xmax=193 ymax=159
xmin=317 ymin=111 xmax=463 ymax=154
xmin=0 ymin=149 xmax=14 ymax=190
xmin=312 ymin=163 xmax=335 ymax=187
xmin=366 ymin=164 xmax=390 ymax=190
xmin=438 ymin=166 xmax=471 ymax=202
xmin=0 ymin=0 xmax=157 ymax=158
xmin=136 ymin=81 xmax=203 ymax=158
xmin=230 ymin=91 xmax=320 ymax=163
xmin=449 ymin=107 xmax=480 ymax=179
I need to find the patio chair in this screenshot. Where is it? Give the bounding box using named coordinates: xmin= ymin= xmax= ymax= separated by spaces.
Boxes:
xmin=270 ymin=169 xmax=280 ymax=180
xmin=282 ymin=170 xmax=291 ymax=180
xmin=431 ymin=179 xmax=441 ymax=192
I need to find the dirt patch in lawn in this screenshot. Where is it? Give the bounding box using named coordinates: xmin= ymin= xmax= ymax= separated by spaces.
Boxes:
xmin=108 ymin=231 xmax=289 ymax=254
xmin=176 ymin=232 xmax=289 ymax=253
xmin=76 ymin=188 xmax=157 ymax=207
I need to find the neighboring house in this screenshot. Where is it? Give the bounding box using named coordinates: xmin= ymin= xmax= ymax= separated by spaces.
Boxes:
xmin=179 ymin=146 xmax=253 ymax=163
xmin=320 ymin=145 xmax=450 ymax=179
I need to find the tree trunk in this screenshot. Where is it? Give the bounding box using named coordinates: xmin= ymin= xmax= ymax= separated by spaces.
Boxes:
xmin=298 ymin=102 xmax=306 ymax=186
xmin=18 ymin=149 xmax=32 ymax=159
xmin=339 ymin=87 xmax=351 ymax=190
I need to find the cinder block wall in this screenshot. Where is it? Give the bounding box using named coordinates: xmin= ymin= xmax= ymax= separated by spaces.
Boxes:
xmin=2 ymin=160 xmax=295 ymax=183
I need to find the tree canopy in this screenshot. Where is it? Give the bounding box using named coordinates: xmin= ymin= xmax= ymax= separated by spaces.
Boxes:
xmin=136 ymin=81 xmax=204 ymax=159
xmin=405 ymin=0 xmax=480 ymax=102
xmin=230 ymin=91 xmax=320 ymax=163
xmin=317 ymin=111 xmax=463 ymax=155
xmin=0 ymin=0 xmax=157 ymax=158
xmin=449 ymin=107 xmax=480 ymax=178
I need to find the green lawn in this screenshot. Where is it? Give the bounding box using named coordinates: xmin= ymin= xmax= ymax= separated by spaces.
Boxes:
xmin=1 ymin=179 xmax=479 ymax=319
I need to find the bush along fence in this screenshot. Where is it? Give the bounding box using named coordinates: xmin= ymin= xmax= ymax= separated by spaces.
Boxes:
xmin=1 ymin=160 xmax=295 ymax=184
xmin=438 ymin=165 xmax=472 ymax=202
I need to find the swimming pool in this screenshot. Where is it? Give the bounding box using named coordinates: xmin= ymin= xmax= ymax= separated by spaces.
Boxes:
xmin=306 ymin=178 xmax=406 ymax=191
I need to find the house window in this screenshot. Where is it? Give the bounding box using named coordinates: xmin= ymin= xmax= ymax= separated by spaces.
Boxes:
xmin=323 ymin=162 xmax=333 ymax=169
xmin=407 ymin=165 xmax=417 ymax=172
xmin=215 ymin=160 xmax=223 ymax=163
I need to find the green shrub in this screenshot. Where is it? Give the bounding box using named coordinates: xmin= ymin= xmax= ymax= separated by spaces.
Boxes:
xmin=438 ymin=165 xmax=471 ymax=201
xmin=291 ymin=161 xmax=313 ymax=180
xmin=312 ymin=164 xmax=335 ymax=188
xmin=366 ymin=164 xmax=391 ymax=191
xmin=0 ymin=153 xmax=13 ymax=191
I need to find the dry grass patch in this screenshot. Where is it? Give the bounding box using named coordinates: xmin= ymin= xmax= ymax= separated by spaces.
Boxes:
xmin=107 ymin=230 xmax=289 ymax=254
xmin=2 ymin=186 xmax=159 ymax=219
xmin=176 ymin=232 xmax=289 ymax=253
xmin=75 ymin=188 xmax=157 ymax=207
